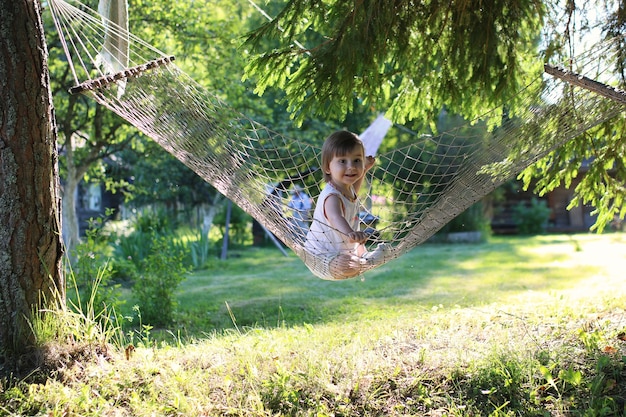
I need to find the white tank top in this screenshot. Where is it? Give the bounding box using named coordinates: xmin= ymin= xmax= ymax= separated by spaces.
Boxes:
xmin=304 ymin=182 xmax=360 ymax=255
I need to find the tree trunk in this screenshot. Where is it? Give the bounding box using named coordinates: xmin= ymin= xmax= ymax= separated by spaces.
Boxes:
xmin=56 ymin=89 xmax=83 ymax=254
xmin=61 ymin=173 xmax=81 ymax=253
xmin=0 ymin=0 xmax=64 ymax=368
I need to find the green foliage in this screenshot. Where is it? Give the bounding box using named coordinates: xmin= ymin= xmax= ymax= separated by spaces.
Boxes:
xmin=107 ymin=213 xmax=209 ymax=327
xmin=512 ymin=198 xmax=552 ymax=235
xmin=128 ymin=0 xmax=337 ymax=145
xmin=189 ymin=229 xmax=213 ymax=270
xmin=111 ymin=231 xmax=149 ymax=282
xmin=68 ymin=216 xmax=123 ymax=315
xmin=123 ymin=305 xmax=157 ymax=349
xmin=531 ymin=363 xmax=583 ymax=409
xmin=111 ymin=210 xmax=175 ymax=279
xmin=462 ymin=354 xmax=533 ymax=413
xmin=132 ymin=208 xmax=175 ymax=234
xmin=440 ymin=200 xmax=491 ymax=235
xmin=213 ymin=202 xmax=252 ymax=245
xmin=245 ymin=0 xmax=544 ymax=125
xmin=112 ymin=213 xmax=214 ymax=279
xmin=529 ymin=332 xmax=624 ymax=416
xmin=120 ymin=141 xmax=219 ymax=213
xmin=521 ymin=118 xmax=626 ymax=233
xmin=575 ymin=322 xmax=625 ymax=415
xmin=132 ymin=234 xmax=188 ymax=327
xmin=31 ymin=266 xmax=124 ymax=358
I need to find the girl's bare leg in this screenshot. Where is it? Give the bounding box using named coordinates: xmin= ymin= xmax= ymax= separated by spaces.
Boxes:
xmin=329 ymin=253 xmax=369 ymax=279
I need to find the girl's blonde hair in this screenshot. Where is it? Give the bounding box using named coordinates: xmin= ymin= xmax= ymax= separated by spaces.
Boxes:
xmin=321 ymin=130 xmax=365 ymax=183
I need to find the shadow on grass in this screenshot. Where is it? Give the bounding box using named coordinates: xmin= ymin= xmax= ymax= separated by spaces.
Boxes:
xmin=167 ymin=234 xmax=605 ymax=336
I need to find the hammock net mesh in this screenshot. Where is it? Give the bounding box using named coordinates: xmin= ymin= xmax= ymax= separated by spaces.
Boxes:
xmin=48 ymin=0 xmax=626 ymax=280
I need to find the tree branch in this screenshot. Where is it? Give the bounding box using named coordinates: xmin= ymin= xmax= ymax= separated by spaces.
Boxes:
xmin=544 ymin=64 xmax=626 ymax=105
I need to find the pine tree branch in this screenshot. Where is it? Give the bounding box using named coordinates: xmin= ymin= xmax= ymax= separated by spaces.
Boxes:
xmin=544 ymin=64 xmax=626 ymax=105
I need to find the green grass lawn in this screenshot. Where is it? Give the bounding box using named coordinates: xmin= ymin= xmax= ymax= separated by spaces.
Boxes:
xmin=4 ymin=233 xmax=626 ymax=416
xmin=171 ymin=234 xmax=613 ymax=336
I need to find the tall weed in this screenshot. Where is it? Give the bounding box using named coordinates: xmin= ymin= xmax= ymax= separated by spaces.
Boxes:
xmin=190 ymin=229 xmax=213 ymax=269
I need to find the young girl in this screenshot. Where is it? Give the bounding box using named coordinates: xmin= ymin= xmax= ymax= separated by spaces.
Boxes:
xmin=305 ymin=130 xmax=391 ymax=280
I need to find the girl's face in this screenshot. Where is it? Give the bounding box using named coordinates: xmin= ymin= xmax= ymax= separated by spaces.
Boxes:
xmin=326 ymin=146 xmax=365 ymax=190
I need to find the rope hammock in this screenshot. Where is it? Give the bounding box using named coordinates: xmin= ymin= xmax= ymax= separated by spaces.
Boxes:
xmin=48 ymin=0 xmax=626 ymax=280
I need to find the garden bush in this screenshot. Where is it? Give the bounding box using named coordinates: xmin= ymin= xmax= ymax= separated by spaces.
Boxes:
xmin=132 ymin=233 xmax=188 ymax=327
xmin=512 ymin=198 xmax=552 ymax=235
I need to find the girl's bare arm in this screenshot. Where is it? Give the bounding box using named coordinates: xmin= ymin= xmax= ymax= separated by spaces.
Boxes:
xmin=324 ymin=194 xmax=368 ymax=243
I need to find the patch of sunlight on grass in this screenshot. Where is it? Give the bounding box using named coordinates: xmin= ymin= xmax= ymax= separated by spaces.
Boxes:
xmin=126 ymin=233 xmax=626 ymax=335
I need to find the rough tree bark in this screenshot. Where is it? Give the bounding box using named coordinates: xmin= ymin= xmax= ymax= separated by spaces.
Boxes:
xmin=0 ymin=0 xmax=64 ymax=370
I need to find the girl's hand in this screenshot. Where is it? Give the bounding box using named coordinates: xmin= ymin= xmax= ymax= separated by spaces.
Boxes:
xmin=365 ymin=155 xmax=376 ymax=172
